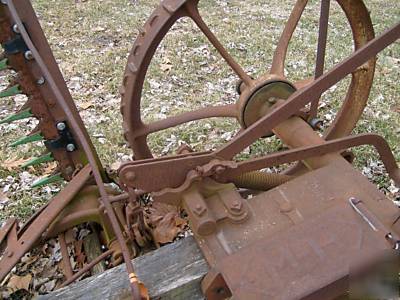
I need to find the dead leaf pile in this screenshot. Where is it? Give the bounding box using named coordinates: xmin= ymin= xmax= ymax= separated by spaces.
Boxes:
xmin=0 ymin=239 xmax=62 ymax=299
xmin=1 ymin=156 xmax=29 ymax=171
xmin=147 ymin=202 xmax=187 ymax=245
xmin=0 ymin=226 xmax=94 ymax=299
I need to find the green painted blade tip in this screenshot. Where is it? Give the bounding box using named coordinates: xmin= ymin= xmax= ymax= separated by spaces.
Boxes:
xmin=22 ymin=153 xmax=54 ymax=168
xmin=0 ymin=58 xmax=8 ymax=71
xmin=31 ymin=173 xmax=63 ymax=188
xmin=0 ymin=84 xmax=21 ymax=98
xmin=9 ymin=132 xmax=43 ymax=147
xmin=0 ymin=109 xmax=32 ymax=125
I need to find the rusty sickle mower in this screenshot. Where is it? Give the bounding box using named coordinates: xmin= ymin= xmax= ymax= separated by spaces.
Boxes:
xmin=0 ymin=0 xmax=399 ymax=299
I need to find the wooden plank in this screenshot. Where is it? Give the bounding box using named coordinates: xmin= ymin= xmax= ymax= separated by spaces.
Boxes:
xmin=83 ymin=232 xmax=106 ymax=275
xmin=37 ymin=237 xmax=208 ymax=300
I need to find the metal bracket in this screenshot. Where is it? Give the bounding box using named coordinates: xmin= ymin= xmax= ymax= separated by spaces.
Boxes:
xmin=44 ymin=122 xmax=77 ymax=152
xmin=3 ymin=33 xmax=29 ymax=54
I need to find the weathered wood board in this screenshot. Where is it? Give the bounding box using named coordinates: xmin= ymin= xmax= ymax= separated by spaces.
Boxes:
xmin=37 ymin=237 xmax=208 ymax=300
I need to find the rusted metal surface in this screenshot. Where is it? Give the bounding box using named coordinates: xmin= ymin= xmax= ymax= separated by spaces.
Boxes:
xmin=184 ymin=160 xmax=400 ymax=299
xmin=0 ymin=0 xmax=399 ymax=299
xmin=119 ymin=20 xmax=399 ymax=194
xmin=309 ymin=0 xmax=330 ymax=118
xmin=59 ymin=233 xmax=73 ymax=279
xmin=59 ymin=249 xmax=114 ymax=289
xmin=0 ymin=0 xmax=98 ymax=180
xmin=120 ymin=0 xmax=376 ymax=159
xmin=2 ymin=1 xmax=145 ymax=298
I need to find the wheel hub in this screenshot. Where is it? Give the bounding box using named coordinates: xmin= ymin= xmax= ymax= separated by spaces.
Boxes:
xmin=238 ymin=79 xmax=297 ymax=135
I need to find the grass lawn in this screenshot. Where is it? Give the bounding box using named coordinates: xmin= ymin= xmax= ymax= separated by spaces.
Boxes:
xmin=0 ymin=0 xmax=399 ymax=222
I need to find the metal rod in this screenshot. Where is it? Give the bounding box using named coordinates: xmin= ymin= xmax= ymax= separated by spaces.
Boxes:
xmin=0 ymin=165 xmax=91 ymax=283
xmin=59 ymin=233 xmax=74 ymax=279
xmin=59 ymin=249 xmax=113 ymax=288
xmin=218 ymin=133 xmax=399 ymax=186
xmin=270 ymin=0 xmax=308 ymax=75
xmin=185 ymin=3 xmax=253 ymax=86
xmin=143 ymin=104 xmax=237 ymax=136
xmin=310 ymin=0 xmax=331 ymax=117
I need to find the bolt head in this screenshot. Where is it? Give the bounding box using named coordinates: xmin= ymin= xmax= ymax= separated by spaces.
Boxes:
xmin=24 ymin=50 xmax=33 ymax=60
xmin=36 ymin=77 xmax=45 ymax=85
xmin=66 ymin=143 xmax=76 ymax=152
xmin=268 ymin=97 xmax=278 ymax=105
xmin=309 ymin=118 xmax=324 ymax=130
xmin=230 ymin=200 xmax=243 ymax=212
xmin=56 ymin=122 xmax=66 ymax=131
xmin=12 ymin=24 xmax=19 ymax=33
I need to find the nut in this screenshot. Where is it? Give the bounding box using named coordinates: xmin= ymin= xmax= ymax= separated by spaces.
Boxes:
xmin=194 ymin=204 xmax=206 ymax=217
xmin=230 ymin=200 xmax=243 ymax=212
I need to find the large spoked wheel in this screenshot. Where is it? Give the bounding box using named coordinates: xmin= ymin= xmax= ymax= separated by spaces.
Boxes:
xmin=120 ymin=0 xmax=375 ymax=160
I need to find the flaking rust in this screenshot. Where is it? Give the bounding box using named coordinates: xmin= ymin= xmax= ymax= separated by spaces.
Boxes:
xmin=0 ymin=0 xmax=399 ymax=299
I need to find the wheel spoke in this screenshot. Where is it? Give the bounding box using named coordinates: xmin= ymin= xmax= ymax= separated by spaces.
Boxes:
xmin=270 ymin=0 xmax=308 ymax=76
xmin=138 ymin=104 xmax=237 ymax=137
xmin=310 ymin=0 xmax=331 ymax=117
xmin=186 ymin=4 xmax=252 ymax=86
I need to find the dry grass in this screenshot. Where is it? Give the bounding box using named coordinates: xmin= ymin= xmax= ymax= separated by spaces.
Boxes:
xmin=0 ymin=0 xmax=399 ymax=222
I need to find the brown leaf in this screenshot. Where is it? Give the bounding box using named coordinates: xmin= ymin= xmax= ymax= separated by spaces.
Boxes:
xmin=7 ymin=274 xmax=32 ymax=292
xmin=1 ymin=156 xmax=29 ymax=171
xmin=79 ymin=101 xmax=94 ymax=110
xmin=148 ymin=203 xmax=186 ymax=244
xmin=42 ymin=161 xmax=58 ymax=175
xmin=160 ymin=57 xmax=172 ymax=73
xmin=110 ymin=161 xmax=122 ymax=171
xmin=0 ymin=190 xmax=9 ymax=204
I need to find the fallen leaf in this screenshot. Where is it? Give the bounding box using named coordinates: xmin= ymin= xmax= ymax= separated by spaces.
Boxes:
xmin=160 ymin=57 xmax=172 ymax=73
xmin=1 ymin=156 xmax=29 ymax=171
xmin=110 ymin=161 xmax=122 ymax=171
xmin=43 ymin=162 xmax=58 ymax=175
xmin=7 ymin=274 xmax=32 ymax=292
xmin=0 ymin=191 xmax=9 ymax=204
xmin=44 ymin=279 xmax=56 ymax=291
xmin=79 ymin=101 xmax=94 ymax=110
xmin=148 ymin=203 xmax=186 ymax=244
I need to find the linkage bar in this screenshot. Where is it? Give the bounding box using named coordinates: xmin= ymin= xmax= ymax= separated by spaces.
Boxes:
xmin=218 ymin=133 xmax=400 ymax=186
